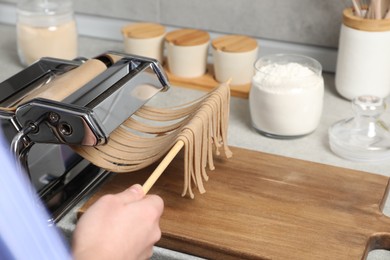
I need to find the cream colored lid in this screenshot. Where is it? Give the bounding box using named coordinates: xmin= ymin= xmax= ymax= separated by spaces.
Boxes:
xmin=212 ymin=35 xmax=258 ymax=53
xmin=165 ymin=29 xmax=210 ymax=46
xmin=122 ymin=23 xmax=166 ymax=39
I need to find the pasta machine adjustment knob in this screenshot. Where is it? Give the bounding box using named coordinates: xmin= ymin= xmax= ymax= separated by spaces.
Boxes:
xmin=14 ymin=98 xmax=106 ymax=146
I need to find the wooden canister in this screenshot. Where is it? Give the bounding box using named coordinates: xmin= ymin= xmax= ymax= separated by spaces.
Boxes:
xmin=212 ymin=35 xmax=258 ymax=85
xmin=335 ymin=8 xmax=390 ymax=100
xmin=165 ymin=29 xmax=210 ymax=78
xmin=122 ymin=23 xmax=166 ymax=63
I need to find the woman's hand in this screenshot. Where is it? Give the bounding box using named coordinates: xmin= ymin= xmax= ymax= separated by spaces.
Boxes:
xmin=72 ymin=184 xmax=164 ymax=260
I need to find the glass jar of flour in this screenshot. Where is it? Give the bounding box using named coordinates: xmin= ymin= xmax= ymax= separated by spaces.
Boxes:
xmin=17 ymin=0 xmax=78 ymax=66
xmin=249 ymin=54 xmax=324 ymax=139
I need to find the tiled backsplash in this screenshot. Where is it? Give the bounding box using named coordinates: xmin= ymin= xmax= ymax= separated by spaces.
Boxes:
xmin=1 ymin=0 xmax=345 ymax=48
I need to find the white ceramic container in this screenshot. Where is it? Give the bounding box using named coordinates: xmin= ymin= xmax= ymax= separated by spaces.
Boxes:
xmin=212 ymin=35 xmax=258 ymax=85
xmin=335 ymin=8 xmax=390 ymax=100
xmin=165 ymin=29 xmax=210 ymax=78
xmin=122 ymin=23 xmax=166 ymax=63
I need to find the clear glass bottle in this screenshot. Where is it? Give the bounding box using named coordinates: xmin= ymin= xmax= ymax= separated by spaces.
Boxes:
xmin=329 ymin=96 xmax=390 ymax=162
xmin=17 ymin=0 xmax=78 ymax=66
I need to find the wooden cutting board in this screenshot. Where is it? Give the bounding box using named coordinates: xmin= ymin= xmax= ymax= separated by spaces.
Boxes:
xmin=79 ymin=147 xmax=390 ymax=259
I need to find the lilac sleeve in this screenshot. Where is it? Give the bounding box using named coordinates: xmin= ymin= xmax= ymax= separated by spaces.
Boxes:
xmin=0 ymin=133 xmax=71 ymax=260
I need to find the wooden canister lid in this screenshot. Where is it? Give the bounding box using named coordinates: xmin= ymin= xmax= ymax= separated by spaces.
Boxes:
xmin=343 ymin=8 xmax=390 ymax=32
xmin=122 ymin=23 xmax=165 ymax=39
xmin=165 ymin=29 xmax=210 ymax=46
xmin=212 ymin=35 xmax=258 ymax=53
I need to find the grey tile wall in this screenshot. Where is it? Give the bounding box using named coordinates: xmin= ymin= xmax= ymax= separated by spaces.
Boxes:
xmin=1 ymin=0 xmax=347 ymax=48
xmin=75 ymin=0 xmax=160 ymax=22
xmin=159 ymin=0 xmax=345 ymax=48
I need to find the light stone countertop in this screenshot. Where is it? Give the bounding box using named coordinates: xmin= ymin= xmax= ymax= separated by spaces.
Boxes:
xmin=0 ymin=23 xmax=389 ymax=259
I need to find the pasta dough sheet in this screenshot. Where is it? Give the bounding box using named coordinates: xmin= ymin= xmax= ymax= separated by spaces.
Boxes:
xmin=73 ymin=82 xmax=232 ymax=198
xmin=0 ymin=59 xmax=232 ymax=198
xmin=1 ymin=59 xmax=107 ymax=112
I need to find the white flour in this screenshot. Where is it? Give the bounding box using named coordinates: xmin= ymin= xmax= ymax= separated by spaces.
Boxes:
xmin=249 ymin=62 xmax=324 ymax=137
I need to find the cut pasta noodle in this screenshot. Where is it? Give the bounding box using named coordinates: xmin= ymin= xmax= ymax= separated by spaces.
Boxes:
xmin=0 ymin=58 xmax=232 ymax=198
xmin=73 ymin=82 xmax=232 ymax=198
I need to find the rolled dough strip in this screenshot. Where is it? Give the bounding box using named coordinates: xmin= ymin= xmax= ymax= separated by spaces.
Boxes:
xmin=0 ymin=56 xmax=232 ymax=198
xmin=0 ymin=59 xmax=107 ymax=112
xmin=72 ymin=82 xmax=232 ymax=198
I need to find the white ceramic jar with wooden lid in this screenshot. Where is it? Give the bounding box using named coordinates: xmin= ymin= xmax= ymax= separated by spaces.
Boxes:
xmin=212 ymin=35 xmax=258 ymax=85
xmin=165 ymin=29 xmax=210 ymax=78
xmin=335 ymin=8 xmax=390 ymax=100
xmin=122 ymin=23 xmax=166 ymax=63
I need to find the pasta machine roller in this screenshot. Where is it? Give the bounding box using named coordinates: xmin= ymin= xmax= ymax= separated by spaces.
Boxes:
xmin=0 ymin=51 xmax=170 ymax=222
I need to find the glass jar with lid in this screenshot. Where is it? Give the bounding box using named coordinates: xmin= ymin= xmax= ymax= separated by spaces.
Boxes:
xmin=17 ymin=0 xmax=78 ymax=66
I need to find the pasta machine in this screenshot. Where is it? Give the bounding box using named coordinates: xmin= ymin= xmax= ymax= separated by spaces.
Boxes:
xmin=0 ymin=51 xmax=170 ymax=222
